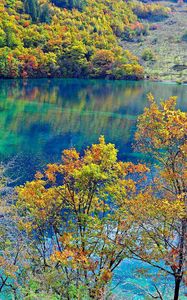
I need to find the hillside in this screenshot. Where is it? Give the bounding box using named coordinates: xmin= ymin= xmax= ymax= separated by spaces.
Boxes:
xmin=123 ymin=1 xmax=187 ymax=82
xmin=0 ymin=0 xmax=144 ymax=79
xmin=0 ymin=0 xmax=185 ymax=81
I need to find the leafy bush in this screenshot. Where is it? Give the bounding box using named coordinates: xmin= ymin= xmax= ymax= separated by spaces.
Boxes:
xmin=123 ymin=22 xmax=149 ymax=42
xmin=142 ymin=48 xmax=156 ymax=61
xmin=131 ymin=1 xmax=171 ymax=21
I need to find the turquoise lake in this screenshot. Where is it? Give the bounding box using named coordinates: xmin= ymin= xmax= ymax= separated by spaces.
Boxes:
xmin=0 ymin=78 xmax=187 ymax=299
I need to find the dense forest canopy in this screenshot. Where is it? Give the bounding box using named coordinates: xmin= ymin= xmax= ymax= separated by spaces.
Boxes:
xmin=0 ymin=0 xmax=172 ymax=79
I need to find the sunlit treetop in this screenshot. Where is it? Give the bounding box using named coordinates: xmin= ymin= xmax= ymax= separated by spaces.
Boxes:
xmin=135 ymin=93 xmax=187 ymax=196
xmin=135 ymin=93 xmax=187 ymax=152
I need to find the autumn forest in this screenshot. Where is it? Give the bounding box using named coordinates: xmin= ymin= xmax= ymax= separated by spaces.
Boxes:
xmin=0 ymin=0 xmax=174 ymax=80
xmin=0 ymin=0 xmax=187 ymax=300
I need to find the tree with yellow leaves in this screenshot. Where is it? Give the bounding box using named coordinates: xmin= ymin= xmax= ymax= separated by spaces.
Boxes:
xmin=17 ymin=136 xmax=149 ymax=299
xmin=2 ymin=95 xmax=186 ymax=299
xmin=133 ymin=94 xmax=187 ymax=300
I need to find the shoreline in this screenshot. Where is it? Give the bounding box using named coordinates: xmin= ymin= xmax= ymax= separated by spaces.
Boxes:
xmin=0 ymin=76 xmax=187 ymax=86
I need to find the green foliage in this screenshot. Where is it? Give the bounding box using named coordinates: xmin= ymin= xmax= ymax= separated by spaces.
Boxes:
xmin=0 ymin=0 xmax=144 ymax=79
xmin=24 ymin=0 xmax=40 ymax=22
xmin=5 ymin=0 xmax=17 ymax=8
xmin=68 ymin=284 xmax=90 ymax=299
xmin=142 ymin=48 xmax=156 ymax=61
xmin=131 ymin=1 xmax=171 ymax=21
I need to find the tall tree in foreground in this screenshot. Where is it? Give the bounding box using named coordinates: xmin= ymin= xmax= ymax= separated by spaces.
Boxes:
xmin=17 ymin=137 xmax=148 ymax=299
xmin=134 ymin=94 xmax=187 ymax=300
xmin=2 ymin=95 xmax=186 ymax=299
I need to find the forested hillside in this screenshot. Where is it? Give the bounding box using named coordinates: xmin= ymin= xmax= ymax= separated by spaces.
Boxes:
xmin=0 ymin=0 xmax=140 ymax=79
xmin=0 ymin=0 xmax=172 ymax=79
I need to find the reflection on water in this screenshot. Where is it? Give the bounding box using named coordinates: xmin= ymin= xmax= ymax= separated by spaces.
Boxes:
xmin=0 ymin=78 xmax=187 ymax=182
xmin=0 ymin=78 xmax=187 ymax=298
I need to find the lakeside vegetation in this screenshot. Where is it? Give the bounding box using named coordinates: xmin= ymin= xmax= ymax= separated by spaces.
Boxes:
xmin=0 ymin=1 xmax=186 ymax=299
xmin=0 ymin=0 xmax=175 ymax=80
xmin=0 ymin=95 xmax=186 ymax=299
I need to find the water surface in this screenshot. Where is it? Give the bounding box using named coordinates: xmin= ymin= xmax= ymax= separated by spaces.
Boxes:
xmin=0 ymin=78 xmax=187 ymax=298
xmin=0 ymin=78 xmax=186 ymax=182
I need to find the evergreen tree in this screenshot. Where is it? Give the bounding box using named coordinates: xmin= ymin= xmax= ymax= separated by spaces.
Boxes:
xmin=40 ymin=4 xmax=51 ymax=24
xmin=51 ymin=0 xmax=86 ymax=10
xmin=24 ymin=0 xmax=40 ymax=22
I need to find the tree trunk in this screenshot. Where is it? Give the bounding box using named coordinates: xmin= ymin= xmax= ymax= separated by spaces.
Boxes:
xmin=174 ymin=277 xmax=181 ymax=300
xmin=174 ymin=219 xmax=187 ymax=300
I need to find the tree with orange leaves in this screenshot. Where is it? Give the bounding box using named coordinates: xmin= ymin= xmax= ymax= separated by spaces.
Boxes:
xmin=1 ymin=96 xmax=186 ymax=299
xmin=134 ymin=94 xmax=187 ymax=300
xmin=16 ymin=136 xmax=149 ymax=299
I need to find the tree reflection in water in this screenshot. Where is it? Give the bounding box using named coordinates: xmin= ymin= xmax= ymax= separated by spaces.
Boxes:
xmin=0 ymin=78 xmax=186 ymax=182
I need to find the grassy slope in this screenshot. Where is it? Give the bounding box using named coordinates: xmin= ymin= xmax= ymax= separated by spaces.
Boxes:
xmin=123 ymin=1 xmax=187 ymax=82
